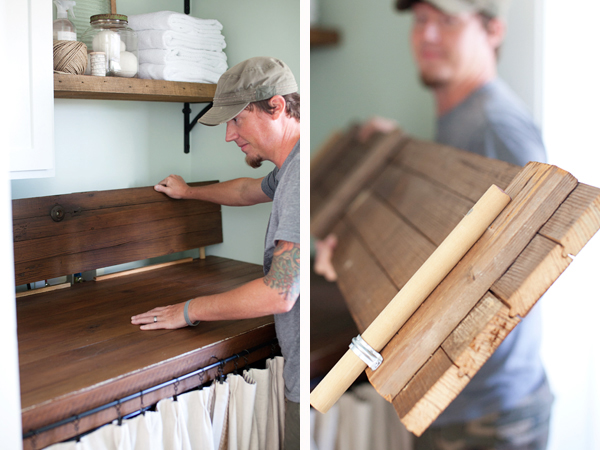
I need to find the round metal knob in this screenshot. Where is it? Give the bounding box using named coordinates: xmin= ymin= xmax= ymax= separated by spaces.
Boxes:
xmin=50 ymin=205 xmax=65 ymax=222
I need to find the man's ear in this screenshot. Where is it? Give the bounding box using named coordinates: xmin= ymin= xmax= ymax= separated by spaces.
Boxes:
xmin=268 ymin=95 xmax=286 ymax=120
xmin=486 ymin=18 xmax=506 ymax=51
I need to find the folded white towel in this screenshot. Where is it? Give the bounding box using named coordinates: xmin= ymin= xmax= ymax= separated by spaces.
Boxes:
xmin=138 ymin=48 xmax=228 ymax=72
xmin=128 ymin=11 xmax=223 ymax=34
xmin=137 ymin=29 xmax=226 ymax=52
xmin=139 ymin=62 xmax=225 ymax=83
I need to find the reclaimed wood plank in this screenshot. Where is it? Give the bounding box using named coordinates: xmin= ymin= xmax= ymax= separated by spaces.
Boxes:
xmin=14 ymin=211 xmax=221 ymax=263
xmin=15 ymin=228 xmax=223 ymax=285
xmin=13 ymin=183 xmax=223 ymax=285
xmin=331 ymin=221 xmax=399 ymax=333
xmin=395 ymin=293 xmax=520 ymax=436
xmin=394 ymin=138 xmax=520 ymax=202
xmin=345 ymin=191 xmax=436 ymax=295
xmin=54 ymin=73 xmax=216 ymax=103
xmin=392 ymin=349 xmax=454 ymax=419
xmin=440 ymin=293 xmax=504 ymax=361
xmin=310 ymin=129 xmax=347 ymax=186
xmin=367 ymin=162 xmax=577 ymax=401
xmin=539 ymin=183 xmax=600 ymax=256
xmin=491 ymin=235 xmax=572 ymax=317
xmin=311 ymin=126 xmax=365 ymax=216
xmin=372 ymin=166 xmax=474 ymax=246
xmin=12 ymin=181 xmax=218 ymax=220
xmin=13 ymin=201 xmax=219 ymax=243
xmin=311 ymin=130 xmax=407 ymax=239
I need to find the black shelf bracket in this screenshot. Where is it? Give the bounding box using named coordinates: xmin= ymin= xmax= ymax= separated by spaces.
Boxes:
xmin=183 ymin=102 xmax=213 ymax=154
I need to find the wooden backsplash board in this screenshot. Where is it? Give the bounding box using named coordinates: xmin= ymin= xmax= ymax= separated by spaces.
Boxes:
xmin=13 ymin=181 xmax=223 ymax=286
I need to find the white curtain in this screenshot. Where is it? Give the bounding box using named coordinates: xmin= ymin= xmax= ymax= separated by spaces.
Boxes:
xmin=311 ymin=383 xmax=413 ymax=450
xmin=44 ymin=357 xmax=285 ymax=450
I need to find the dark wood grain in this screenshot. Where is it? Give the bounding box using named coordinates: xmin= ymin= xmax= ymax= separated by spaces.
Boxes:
xmin=18 ymin=256 xmax=274 ymax=444
xmin=393 ymin=138 xmax=520 ymax=202
xmin=13 ymin=182 xmax=223 ymax=285
xmin=311 ymin=130 xmax=406 ymax=239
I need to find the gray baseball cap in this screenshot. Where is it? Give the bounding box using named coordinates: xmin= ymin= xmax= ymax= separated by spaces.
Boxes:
xmin=395 ymin=0 xmax=510 ymax=18
xmin=198 ymin=56 xmax=298 ymax=126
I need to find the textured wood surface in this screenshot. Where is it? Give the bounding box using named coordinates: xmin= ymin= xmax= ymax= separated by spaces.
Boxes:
xmin=19 ymin=256 xmax=274 ymax=448
xmin=311 ymin=185 xmax=511 ymax=413
xmin=54 ymin=73 xmax=216 ymax=102
xmin=13 ymin=182 xmax=223 ymax=286
xmin=312 ymin=127 xmax=600 ymax=435
xmin=368 ymin=163 xmax=577 ymax=400
xmin=311 ymin=128 xmax=407 ymax=238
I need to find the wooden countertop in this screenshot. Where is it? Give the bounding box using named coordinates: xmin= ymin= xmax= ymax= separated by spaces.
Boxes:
xmin=18 ymin=256 xmax=275 ymax=446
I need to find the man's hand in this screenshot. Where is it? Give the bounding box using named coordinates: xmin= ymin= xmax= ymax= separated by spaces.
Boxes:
xmin=314 ymin=234 xmax=338 ymax=282
xmin=131 ymin=302 xmax=188 ymax=330
xmin=357 ymin=116 xmax=399 ymax=143
xmin=155 ymin=174 xmax=189 ymax=199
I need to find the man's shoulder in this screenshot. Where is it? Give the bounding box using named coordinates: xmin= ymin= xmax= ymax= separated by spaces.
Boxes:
xmin=278 ymin=140 xmax=300 ymax=182
xmin=441 ymin=80 xmax=546 ymax=166
xmin=477 ymin=79 xmax=536 ymax=126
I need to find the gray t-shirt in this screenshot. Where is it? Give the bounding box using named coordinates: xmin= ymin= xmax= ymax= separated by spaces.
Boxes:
xmin=434 ymin=79 xmax=551 ymax=425
xmin=437 ymin=78 xmax=546 ymax=165
xmin=261 ymin=140 xmax=300 ymax=402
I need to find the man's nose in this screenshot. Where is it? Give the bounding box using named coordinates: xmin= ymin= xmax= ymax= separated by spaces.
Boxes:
xmin=225 ymin=121 xmax=237 ymax=142
xmin=422 ymin=21 xmax=440 ymax=42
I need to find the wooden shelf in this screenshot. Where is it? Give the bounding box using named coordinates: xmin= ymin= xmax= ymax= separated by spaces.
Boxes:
xmin=54 ymin=73 xmax=216 ymax=103
xmin=311 ymin=28 xmax=340 ymax=48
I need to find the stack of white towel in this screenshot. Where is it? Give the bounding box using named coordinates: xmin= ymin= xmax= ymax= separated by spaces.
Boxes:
xmin=128 ymin=11 xmax=228 ymax=83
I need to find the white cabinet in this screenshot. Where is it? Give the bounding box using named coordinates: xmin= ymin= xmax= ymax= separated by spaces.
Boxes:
xmin=6 ymin=0 xmax=55 ymax=179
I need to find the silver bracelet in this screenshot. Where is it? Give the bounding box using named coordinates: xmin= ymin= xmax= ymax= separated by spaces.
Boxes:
xmin=184 ymin=299 xmax=200 ymax=327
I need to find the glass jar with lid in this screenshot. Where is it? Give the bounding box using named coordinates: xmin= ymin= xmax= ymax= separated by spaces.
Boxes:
xmin=81 ymin=14 xmax=138 ymax=78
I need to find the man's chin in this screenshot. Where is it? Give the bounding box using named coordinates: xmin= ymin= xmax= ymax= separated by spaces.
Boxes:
xmin=420 ymin=74 xmax=447 ymax=88
xmin=245 ymin=155 xmax=263 ymax=169
xmin=418 ymin=68 xmax=451 ymax=89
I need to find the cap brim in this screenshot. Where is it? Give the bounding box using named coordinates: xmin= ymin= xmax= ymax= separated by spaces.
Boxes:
xmin=198 ymin=102 xmax=249 ymax=126
xmin=397 ymin=0 xmax=478 ymax=15
xmin=396 ymin=0 xmax=417 ymax=11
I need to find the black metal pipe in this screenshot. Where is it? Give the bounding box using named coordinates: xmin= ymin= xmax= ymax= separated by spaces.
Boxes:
xmin=183 ymin=102 xmax=213 ymax=154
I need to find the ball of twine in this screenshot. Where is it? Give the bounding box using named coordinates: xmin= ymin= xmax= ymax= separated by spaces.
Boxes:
xmin=53 ymin=40 xmax=88 ymax=75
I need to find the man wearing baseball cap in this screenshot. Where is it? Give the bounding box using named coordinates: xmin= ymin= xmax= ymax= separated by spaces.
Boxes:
xmin=132 ymin=56 xmax=300 ymax=449
xmin=315 ymin=2 xmax=552 ymax=449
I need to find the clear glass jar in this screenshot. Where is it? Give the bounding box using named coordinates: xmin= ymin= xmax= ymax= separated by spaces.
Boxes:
xmin=81 ymin=14 xmax=138 ymax=78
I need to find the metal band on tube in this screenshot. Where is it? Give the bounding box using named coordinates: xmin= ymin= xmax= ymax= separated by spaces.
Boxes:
xmin=349 ymin=334 xmax=383 ymax=371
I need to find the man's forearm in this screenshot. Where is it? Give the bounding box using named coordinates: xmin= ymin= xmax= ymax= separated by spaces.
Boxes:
xmin=188 ymin=277 xmax=296 ymax=322
xmin=186 ymin=178 xmax=270 ymax=206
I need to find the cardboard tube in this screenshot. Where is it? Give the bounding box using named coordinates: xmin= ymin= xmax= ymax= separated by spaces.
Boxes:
xmin=310 ymin=184 xmax=511 ymax=414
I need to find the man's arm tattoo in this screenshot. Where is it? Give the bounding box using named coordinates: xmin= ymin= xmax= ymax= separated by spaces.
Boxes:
xmin=264 ymin=241 xmax=300 ymax=301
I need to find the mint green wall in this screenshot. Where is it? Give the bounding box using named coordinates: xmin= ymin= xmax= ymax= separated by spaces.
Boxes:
xmin=12 ymin=0 xmax=300 ymax=267
xmin=310 ymin=0 xmax=435 ymax=154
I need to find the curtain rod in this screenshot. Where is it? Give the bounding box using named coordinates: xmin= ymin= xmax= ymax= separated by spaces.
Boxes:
xmin=23 ymin=339 xmax=278 ymax=441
